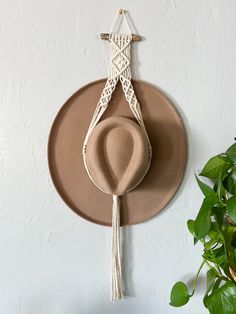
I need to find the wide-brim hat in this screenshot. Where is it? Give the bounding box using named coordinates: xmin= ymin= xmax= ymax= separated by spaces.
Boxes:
xmin=48 ymin=78 xmax=187 ymax=226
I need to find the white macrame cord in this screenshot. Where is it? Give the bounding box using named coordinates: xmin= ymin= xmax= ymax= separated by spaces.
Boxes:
xmin=83 ymin=34 xmax=152 ymax=183
xmin=111 ymin=195 xmax=123 ymax=300
xmin=82 ymin=21 xmax=152 ymax=302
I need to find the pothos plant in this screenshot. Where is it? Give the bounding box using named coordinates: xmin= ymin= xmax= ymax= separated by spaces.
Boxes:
xmin=170 ymin=140 xmax=236 ymax=313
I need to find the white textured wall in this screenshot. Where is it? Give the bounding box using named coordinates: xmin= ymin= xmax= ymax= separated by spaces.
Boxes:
xmin=1 ymin=1 xmax=236 ymax=313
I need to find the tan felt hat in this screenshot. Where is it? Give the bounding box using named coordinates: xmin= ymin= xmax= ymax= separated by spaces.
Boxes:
xmin=48 ymin=79 xmax=187 ymax=226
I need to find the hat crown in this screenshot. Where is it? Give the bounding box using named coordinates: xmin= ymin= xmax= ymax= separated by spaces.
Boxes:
xmin=85 ymin=116 xmax=150 ymax=195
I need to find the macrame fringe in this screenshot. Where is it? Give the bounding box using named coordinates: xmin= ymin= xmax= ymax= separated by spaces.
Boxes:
xmin=111 ymin=195 xmax=124 ymax=302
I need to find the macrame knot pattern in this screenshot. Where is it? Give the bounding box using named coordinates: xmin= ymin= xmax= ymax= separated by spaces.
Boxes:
xmin=82 ymin=33 xmax=152 ymax=302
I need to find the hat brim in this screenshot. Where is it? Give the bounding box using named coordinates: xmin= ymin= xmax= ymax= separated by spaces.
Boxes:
xmin=48 ymin=79 xmax=187 ymax=226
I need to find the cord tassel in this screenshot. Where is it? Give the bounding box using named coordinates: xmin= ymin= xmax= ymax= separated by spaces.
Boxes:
xmin=111 ymin=195 xmax=124 ymax=302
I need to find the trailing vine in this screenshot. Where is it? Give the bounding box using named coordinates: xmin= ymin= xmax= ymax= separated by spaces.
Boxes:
xmin=170 ymin=140 xmax=236 ymax=313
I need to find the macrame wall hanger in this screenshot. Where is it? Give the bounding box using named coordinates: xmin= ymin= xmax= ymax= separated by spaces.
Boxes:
xmin=48 ymin=7 xmax=187 ymax=305
xmin=82 ymin=9 xmax=152 ymax=302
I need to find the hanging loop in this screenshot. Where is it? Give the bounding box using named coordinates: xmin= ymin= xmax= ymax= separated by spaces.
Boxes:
xmin=100 ymin=9 xmax=142 ymax=42
xmin=110 ymin=9 xmax=132 ymax=35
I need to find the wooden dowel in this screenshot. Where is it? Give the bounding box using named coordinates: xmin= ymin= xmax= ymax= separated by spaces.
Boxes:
xmin=100 ymin=33 xmax=142 ymax=42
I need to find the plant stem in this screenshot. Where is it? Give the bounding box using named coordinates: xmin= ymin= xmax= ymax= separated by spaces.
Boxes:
xmin=209 ymin=246 xmax=223 ymax=276
xmin=205 ymin=261 xmax=229 ymax=281
xmin=191 ymin=260 xmax=206 ymax=296
xmin=215 ymin=263 xmax=223 ymax=276
xmin=205 ymin=260 xmax=216 ymax=271
xmin=219 ymin=275 xmax=229 ymax=281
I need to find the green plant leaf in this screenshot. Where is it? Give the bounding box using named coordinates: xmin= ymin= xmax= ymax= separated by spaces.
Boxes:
xmin=203 ymin=277 xmax=226 ymax=309
xmin=214 ymin=246 xmax=227 ymax=265
xmin=214 ymin=206 xmax=226 ymax=228
xmin=224 ymin=168 xmax=236 ymax=195
xmin=187 ymin=219 xmax=198 ymax=244
xmin=226 ymin=143 xmax=236 ymax=163
xmin=217 ymin=169 xmax=226 ymax=200
xmin=169 ymin=139 xmax=236 ymax=311
xmin=203 ymin=245 xmax=227 ymax=266
xmin=212 ymin=277 xmax=224 ymax=293
xmin=204 ymin=225 xmax=223 ymax=250
xmin=204 ymin=281 xmax=236 ymax=314
xmin=222 ymin=226 xmax=236 ymax=269
xmin=195 ymin=174 xmax=217 ymax=198
xmin=200 ymin=156 xmax=226 ymax=179
xmin=226 ymin=196 xmax=236 ymax=224
xmin=208 ymin=221 xmax=220 ymax=235
xmin=170 ymin=282 xmax=190 ymax=307
xmin=206 ymin=268 xmax=218 ymax=295
xmin=231 ymin=231 xmax=236 ymax=248
xmin=194 ymin=196 xmax=216 ymax=239
xmin=187 ymin=219 xmax=195 ymax=235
